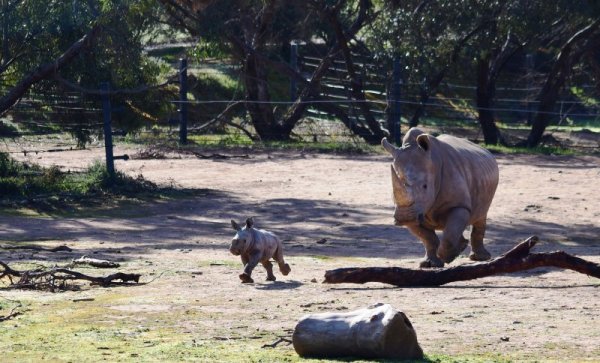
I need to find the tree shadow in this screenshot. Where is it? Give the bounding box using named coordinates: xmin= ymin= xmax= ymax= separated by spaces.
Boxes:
xmin=0 ymin=187 xmax=598 ymax=267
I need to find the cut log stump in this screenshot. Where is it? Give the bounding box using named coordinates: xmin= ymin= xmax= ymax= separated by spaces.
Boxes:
xmin=292 ymin=303 xmax=423 ymax=360
xmin=324 ymin=236 xmax=600 ymax=287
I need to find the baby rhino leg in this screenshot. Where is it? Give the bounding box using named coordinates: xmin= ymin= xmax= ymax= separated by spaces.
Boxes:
xmin=240 ymin=252 xmax=260 ymax=283
xmin=262 ymin=260 xmax=276 ymax=281
xmin=274 ymin=245 xmax=291 ymax=276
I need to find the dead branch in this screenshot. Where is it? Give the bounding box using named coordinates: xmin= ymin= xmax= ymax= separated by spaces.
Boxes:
xmin=70 ymin=256 xmax=120 ymax=268
xmin=1 ymin=260 xmax=140 ymax=291
xmin=0 ymin=244 xmax=72 ymax=252
xmin=261 ymin=336 xmax=293 ymax=349
xmin=324 ymin=236 xmax=600 ymax=287
xmin=0 ymin=304 xmax=23 ymax=322
xmin=0 ymin=307 xmax=22 ymax=322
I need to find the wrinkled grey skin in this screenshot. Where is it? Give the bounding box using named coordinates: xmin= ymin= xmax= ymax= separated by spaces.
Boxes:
xmin=382 ymin=128 xmax=499 ymax=268
xmin=230 ymin=218 xmax=291 ymax=283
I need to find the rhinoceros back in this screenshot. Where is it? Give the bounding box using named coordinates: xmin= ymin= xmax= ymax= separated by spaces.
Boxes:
xmin=435 ymin=134 xmax=499 ymax=223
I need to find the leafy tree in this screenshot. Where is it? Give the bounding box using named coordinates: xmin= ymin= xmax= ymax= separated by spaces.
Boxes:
xmin=367 ymin=1 xmax=491 ymax=133
xmin=159 ymin=0 xmax=388 ymax=143
xmin=370 ymin=0 xmax=600 ymax=147
xmin=523 ymin=3 xmax=600 ymax=147
xmin=0 ymin=0 xmax=169 ymax=143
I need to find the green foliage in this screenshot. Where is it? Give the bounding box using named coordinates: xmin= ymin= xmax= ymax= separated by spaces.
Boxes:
xmin=0 ymin=153 xmax=155 ymax=201
xmin=1 ymin=0 xmax=170 ymax=145
xmin=189 ymin=41 xmax=229 ymax=62
xmin=570 ymin=87 xmax=599 ymax=107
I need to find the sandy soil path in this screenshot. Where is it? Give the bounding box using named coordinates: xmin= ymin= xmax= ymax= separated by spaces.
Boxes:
xmin=1 ymin=146 xmax=599 ymax=361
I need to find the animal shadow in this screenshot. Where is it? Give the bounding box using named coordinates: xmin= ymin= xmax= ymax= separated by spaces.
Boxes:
xmin=254 ymin=280 xmax=303 ymax=291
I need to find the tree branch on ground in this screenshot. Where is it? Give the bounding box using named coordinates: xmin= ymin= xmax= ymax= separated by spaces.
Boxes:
xmin=0 ymin=300 xmax=23 ymax=323
xmin=324 ymin=236 xmax=600 ymax=287
xmin=0 ymin=260 xmax=141 ymax=291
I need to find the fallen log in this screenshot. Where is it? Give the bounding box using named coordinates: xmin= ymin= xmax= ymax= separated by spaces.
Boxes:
xmin=0 ymin=260 xmax=140 ymax=290
xmin=324 ymin=236 xmax=600 ymax=287
xmin=292 ymin=303 xmax=423 ymax=360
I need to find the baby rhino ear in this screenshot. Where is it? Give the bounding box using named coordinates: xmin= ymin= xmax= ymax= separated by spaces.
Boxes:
xmin=231 ymin=220 xmax=241 ymax=231
xmin=245 ymin=217 xmax=254 ymax=229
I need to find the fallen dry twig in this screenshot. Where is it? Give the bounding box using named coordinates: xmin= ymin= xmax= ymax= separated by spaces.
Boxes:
xmin=324 ymin=236 xmax=600 ymax=287
xmin=0 ymin=260 xmax=140 ymax=291
xmin=0 ymin=297 xmax=23 ymax=322
xmin=261 ymin=337 xmax=293 ymax=349
xmin=0 ymin=305 xmax=22 ymax=322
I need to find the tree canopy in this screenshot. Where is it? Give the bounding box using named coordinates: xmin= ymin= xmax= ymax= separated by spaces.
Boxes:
xmin=1 ymin=0 xmax=599 ymax=147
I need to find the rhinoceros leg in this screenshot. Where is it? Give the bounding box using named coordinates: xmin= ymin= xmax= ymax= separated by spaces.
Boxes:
xmin=437 ymin=207 xmax=470 ymax=264
xmin=240 ymin=252 xmax=261 ymax=283
xmin=274 ymin=246 xmax=291 ymax=275
xmin=406 ymin=223 xmax=443 ymax=268
xmin=469 ymin=218 xmax=491 ymax=261
xmin=262 ymin=260 xmax=277 ymax=281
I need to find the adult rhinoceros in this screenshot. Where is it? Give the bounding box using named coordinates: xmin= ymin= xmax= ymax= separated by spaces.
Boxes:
xmin=382 ymin=128 xmax=499 ymax=268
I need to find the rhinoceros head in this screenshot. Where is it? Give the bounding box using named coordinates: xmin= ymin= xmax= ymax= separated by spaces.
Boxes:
xmin=382 ymin=133 xmax=437 ymax=225
xmin=229 ymin=217 xmax=254 ymax=255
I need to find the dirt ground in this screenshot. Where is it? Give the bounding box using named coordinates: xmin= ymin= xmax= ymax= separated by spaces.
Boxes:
xmin=1 ymin=143 xmax=599 ymax=362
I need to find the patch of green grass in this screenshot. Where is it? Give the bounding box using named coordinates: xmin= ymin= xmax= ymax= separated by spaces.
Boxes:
xmin=187 ymin=133 xmax=376 ymax=154
xmin=483 ymin=143 xmax=577 ymax=156
xmin=0 ymin=291 xmax=552 ymax=363
xmin=0 ymin=154 xmax=168 ymax=216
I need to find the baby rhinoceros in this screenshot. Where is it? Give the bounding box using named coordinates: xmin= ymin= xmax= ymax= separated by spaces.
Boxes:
xmin=229 ymin=218 xmax=291 ymax=283
xmin=382 ymin=127 xmax=499 ymax=268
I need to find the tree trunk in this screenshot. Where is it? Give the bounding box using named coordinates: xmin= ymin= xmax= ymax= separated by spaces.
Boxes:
xmin=242 ymin=53 xmax=288 ymax=141
xmin=292 ymin=303 xmax=423 ymax=360
xmin=324 ymin=0 xmax=386 ymax=143
xmin=407 ymin=18 xmax=492 ymax=128
xmin=476 ymin=56 xmax=501 ymax=145
xmin=323 ymin=236 xmax=600 ymax=287
xmin=525 ymin=19 xmax=600 ymax=147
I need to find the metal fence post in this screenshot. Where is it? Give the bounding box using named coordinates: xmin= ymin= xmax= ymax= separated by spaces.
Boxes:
xmin=179 ymin=58 xmax=188 ymax=144
xmin=290 ymin=41 xmax=298 ymax=101
xmin=101 ymin=82 xmax=115 ymax=181
xmin=389 ymin=57 xmax=402 ymax=145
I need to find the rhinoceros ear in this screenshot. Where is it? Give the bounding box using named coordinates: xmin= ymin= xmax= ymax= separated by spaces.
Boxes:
xmin=381 ymin=137 xmax=398 ymax=156
xmin=231 ymin=219 xmax=241 ymax=231
xmin=416 ymin=134 xmax=432 ymax=152
xmin=245 ymin=217 xmax=254 ymax=229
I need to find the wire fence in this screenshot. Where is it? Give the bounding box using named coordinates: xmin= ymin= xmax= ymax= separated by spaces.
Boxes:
xmin=2 ymin=51 xmax=600 ymax=168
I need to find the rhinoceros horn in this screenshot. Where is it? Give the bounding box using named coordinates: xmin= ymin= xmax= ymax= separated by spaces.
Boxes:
xmin=381 ymin=137 xmax=399 ymax=156
xmin=391 ymin=165 xmax=413 ymax=207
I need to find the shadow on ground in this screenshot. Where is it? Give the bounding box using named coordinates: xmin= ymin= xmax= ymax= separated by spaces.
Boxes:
xmin=1 ymin=189 xmax=598 ymax=266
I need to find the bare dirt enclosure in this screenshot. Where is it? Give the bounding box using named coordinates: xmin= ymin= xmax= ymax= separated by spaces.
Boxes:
xmin=1 ymin=144 xmax=600 ymax=362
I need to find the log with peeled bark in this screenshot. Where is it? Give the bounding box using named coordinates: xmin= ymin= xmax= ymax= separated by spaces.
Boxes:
xmin=324 ymin=236 xmax=600 ymax=287
xmin=292 ymin=303 xmax=423 ymax=360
